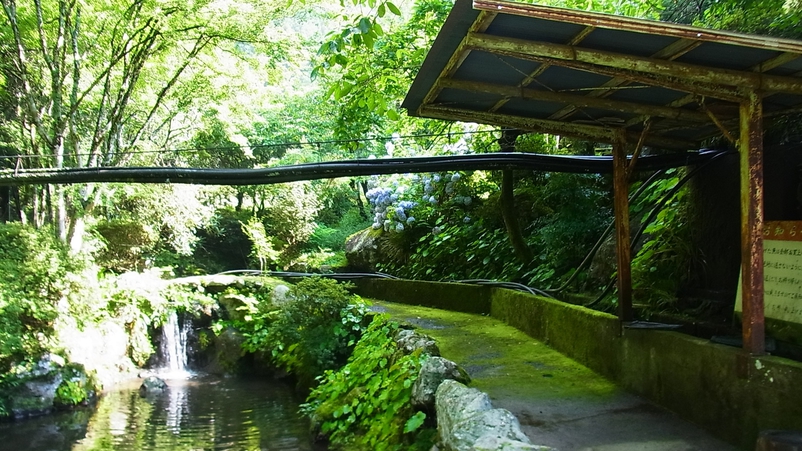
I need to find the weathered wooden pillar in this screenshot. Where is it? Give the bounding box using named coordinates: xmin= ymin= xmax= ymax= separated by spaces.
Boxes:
xmin=612 ymin=129 xmax=633 ymax=322
xmin=739 ymin=90 xmax=766 ymax=355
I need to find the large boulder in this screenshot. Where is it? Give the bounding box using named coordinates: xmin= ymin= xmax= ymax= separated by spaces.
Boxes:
xmin=435 ymin=380 xmax=554 ymax=451
xmin=344 ymin=228 xmax=381 ymax=271
xmin=412 ymin=356 xmax=471 ymax=410
xmin=272 ymin=284 xmax=291 ymax=306
xmin=7 ymin=354 xmax=65 ymax=418
xmin=5 ymin=355 xmax=102 ymax=418
xmin=139 ymin=376 xmax=168 ymax=397
xmin=218 ymin=293 xmax=257 ymax=322
xmin=204 ymin=327 xmax=245 ymax=375
xmin=394 ymin=329 xmax=440 ymax=357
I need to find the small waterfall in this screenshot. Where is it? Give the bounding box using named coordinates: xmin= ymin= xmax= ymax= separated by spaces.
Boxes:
xmin=160 ymin=310 xmax=189 ymax=378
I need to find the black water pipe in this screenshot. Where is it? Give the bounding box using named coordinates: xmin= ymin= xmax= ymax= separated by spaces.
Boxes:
xmin=0 ymin=151 xmax=726 ymax=186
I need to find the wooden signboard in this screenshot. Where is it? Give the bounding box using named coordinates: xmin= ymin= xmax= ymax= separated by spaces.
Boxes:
xmin=736 ymin=220 xmax=802 ymax=344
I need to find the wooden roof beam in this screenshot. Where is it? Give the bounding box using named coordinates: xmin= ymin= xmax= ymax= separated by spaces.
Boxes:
xmin=549 ymin=38 xmax=701 ymax=121
xmin=473 ymin=0 xmax=802 ymax=54
xmin=465 ymin=33 xmax=802 ymax=98
xmin=418 ymin=104 xmax=696 ymax=149
xmin=440 ymin=78 xmax=716 ymax=123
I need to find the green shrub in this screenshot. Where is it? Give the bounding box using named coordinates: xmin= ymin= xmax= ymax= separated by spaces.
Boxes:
xmin=0 ymin=224 xmax=83 ymax=372
xmin=264 ymin=278 xmax=369 ymax=386
xmin=309 ymin=209 xmax=371 ymax=252
xmin=302 ymin=316 xmax=434 ymax=451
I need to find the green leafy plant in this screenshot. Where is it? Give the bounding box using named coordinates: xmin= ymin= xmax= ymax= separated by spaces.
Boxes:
xmin=55 ymin=379 xmax=87 ymax=406
xmin=302 ymin=316 xmax=434 ymax=451
xmin=265 ymin=278 xmax=369 ymax=386
xmin=631 ymin=169 xmax=703 ymax=309
xmin=0 ymin=224 xmax=83 ymax=372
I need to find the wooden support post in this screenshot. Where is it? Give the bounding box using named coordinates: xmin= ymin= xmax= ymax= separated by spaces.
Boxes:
xmin=613 ymin=130 xmax=633 ymax=322
xmin=739 ymin=91 xmax=766 ymax=355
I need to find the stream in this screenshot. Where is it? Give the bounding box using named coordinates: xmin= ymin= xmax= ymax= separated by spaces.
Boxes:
xmin=0 ymin=375 xmax=325 ymax=451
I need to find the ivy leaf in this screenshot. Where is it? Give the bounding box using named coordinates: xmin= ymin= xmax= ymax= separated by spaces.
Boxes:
xmin=404 ymin=411 xmax=426 ymax=433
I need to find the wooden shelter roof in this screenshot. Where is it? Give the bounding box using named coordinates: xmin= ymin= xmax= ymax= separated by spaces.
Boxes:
xmin=403 ymin=0 xmax=802 ymax=150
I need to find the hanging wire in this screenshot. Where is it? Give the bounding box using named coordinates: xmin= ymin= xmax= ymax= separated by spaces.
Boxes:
xmin=0 ymin=128 xmax=513 ymax=165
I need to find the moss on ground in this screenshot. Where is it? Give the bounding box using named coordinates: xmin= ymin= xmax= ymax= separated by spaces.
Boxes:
xmin=372 ymin=301 xmax=620 ymax=403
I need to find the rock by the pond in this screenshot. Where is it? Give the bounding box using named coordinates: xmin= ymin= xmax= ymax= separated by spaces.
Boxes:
xmin=394 ymin=329 xmax=440 ymax=356
xmin=272 ymin=284 xmax=291 ymax=305
xmin=344 ymin=228 xmax=381 ymax=271
xmin=436 ymin=380 xmax=542 ymax=451
xmin=218 ymin=292 xmax=257 ymax=322
xmin=7 ymin=354 xmax=66 ymax=418
xmin=205 ymin=327 xmax=245 ymax=375
xmin=412 ymin=356 xmax=471 ymax=410
xmin=139 ymin=376 xmax=168 ymax=397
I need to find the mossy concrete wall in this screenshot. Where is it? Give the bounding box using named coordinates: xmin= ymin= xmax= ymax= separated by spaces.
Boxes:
xmin=354 ymin=279 xmax=802 ymax=450
xmin=353 ymin=279 xmax=491 ymax=314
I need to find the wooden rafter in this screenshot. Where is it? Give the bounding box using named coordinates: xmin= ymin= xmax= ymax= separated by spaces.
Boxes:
xmin=440 ymin=79 xmax=717 ymax=123
xmin=489 ymin=25 xmax=596 ymax=113
xmin=548 ymin=38 xmax=702 ymax=122
xmin=419 ymin=104 xmax=696 ymax=149
xmin=465 ymin=33 xmax=802 ymax=98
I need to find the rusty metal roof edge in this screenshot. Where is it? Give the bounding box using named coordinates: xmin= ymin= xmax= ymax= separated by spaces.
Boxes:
xmin=473 ymin=0 xmax=802 ymax=54
xmin=401 ymin=0 xmax=481 ymax=111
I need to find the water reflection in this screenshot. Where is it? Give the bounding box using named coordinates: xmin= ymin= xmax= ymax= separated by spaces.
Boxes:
xmin=0 ymin=376 xmax=325 ymax=451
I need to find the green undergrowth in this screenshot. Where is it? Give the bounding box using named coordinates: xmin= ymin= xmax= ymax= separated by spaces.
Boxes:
xmin=216 ymin=277 xmax=371 ymax=387
xmin=301 ymin=315 xmax=435 ymax=451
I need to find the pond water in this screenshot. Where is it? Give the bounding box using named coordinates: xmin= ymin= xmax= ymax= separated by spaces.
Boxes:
xmin=0 ymin=376 xmax=325 ymax=451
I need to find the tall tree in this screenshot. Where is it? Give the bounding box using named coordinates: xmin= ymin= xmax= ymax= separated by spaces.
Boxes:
xmin=0 ymin=0 xmax=299 ymax=245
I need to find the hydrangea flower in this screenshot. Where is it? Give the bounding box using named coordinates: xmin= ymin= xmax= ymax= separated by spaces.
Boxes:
xmin=433 ymin=174 xmax=441 ymax=182
xmin=451 ymin=173 xmax=461 ymax=182
xmin=428 ymin=196 xmax=438 ymax=204
xmin=395 ymin=222 xmax=405 ymax=232
xmin=463 ymin=216 xmax=471 ymax=223
xmin=406 ymin=216 xmax=416 ymax=224
xmin=432 ymin=226 xmax=442 ymax=235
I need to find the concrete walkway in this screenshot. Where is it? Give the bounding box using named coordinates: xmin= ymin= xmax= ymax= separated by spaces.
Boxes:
xmin=373 ymin=301 xmax=738 ymax=451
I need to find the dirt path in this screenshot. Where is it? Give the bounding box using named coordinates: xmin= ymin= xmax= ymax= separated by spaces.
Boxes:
xmin=372 ymin=301 xmax=738 ymax=451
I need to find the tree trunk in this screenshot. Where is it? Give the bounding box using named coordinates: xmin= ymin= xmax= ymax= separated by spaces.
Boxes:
xmin=498 ymin=130 xmax=532 ymax=264
xmin=236 ymin=190 xmax=244 ymax=211
xmin=351 ymin=179 xmax=368 ymax=219
xmin=501 ymin=169 xmax=532 ymax=263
